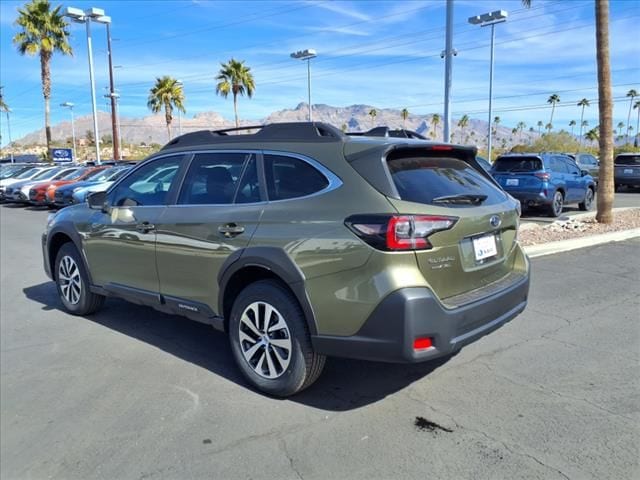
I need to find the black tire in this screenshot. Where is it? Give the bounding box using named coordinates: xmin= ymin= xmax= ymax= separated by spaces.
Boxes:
xmin=228 ymin=280 xmax=325 ymax=397
xmin=54 ymin=243 xmax=105 ymax=315
xmin=548 ymin=190 xmax=564 ymax=217
xmin=579 ymin=187 xmax=595 ymax=211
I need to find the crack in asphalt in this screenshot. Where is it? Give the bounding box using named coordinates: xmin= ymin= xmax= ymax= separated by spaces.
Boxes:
xmin=279 ymin=437 xmax=304 ymax=480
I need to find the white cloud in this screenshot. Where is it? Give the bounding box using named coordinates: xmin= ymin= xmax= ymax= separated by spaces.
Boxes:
xmin=310 ymin=1 xmax=371 ymax=22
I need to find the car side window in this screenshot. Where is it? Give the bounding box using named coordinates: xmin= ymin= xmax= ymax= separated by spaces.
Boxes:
xmin=586 ymin=155 xmax=598 ymax=166
xmin=564 ymin=159 xmax=580 ymax=175
xmin=264 ymin=154 xmax=329 ymax=201
xmin=550 ymin=157 xmax=568 ymax=173
xmin=110 ymin=155 xmax=184 ymax=207
xmin=177 ymin=152 xmax=253 ymax=205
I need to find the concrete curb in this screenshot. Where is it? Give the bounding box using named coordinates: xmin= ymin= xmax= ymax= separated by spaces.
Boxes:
xmin=523 ymin=228 xmax=640 ymax=258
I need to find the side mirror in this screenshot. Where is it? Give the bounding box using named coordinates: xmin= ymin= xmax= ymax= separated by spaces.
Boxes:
xmin=87 ymin=191 xmax=107 ymax=211
xmin=580 ymin=170 xmax=589 ymax=177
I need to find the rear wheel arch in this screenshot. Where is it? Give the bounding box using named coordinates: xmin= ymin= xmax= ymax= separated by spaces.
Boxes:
xmin=218 ymin=248 xmax=318 ymax=336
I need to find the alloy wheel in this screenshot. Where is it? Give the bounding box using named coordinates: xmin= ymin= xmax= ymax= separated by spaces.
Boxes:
xmin=58 ymin=255 xmax=82 ymax=305
xmin=238 ymin=301 xmax=292 ymax=379
xmin=553 ymin=192 xmax=564 ymax=216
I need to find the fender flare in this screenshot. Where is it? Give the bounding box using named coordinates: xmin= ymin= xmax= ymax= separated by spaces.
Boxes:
xmin=47 ymin=222 xmax=95 ymax=285
xmin=217 ymin=246 xmax=318 ymax=335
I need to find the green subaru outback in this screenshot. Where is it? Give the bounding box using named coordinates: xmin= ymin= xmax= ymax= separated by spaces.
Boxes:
xmin=42 ymin=123 xmax=530 ymax=396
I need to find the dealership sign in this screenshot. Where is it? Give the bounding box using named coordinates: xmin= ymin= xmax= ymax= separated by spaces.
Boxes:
xmin=51 ymin=148 xmax=73 ymax=162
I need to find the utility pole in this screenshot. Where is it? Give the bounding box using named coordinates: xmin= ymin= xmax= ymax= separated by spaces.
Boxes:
xmin=106 ymin=22 xmax=120 ymax=160
xmin=442 ymin=0 xmax=455 ymax=143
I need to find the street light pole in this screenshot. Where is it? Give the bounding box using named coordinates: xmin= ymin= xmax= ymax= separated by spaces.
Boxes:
xmin=290 ymin=49 xmax=317 ymax=122
xmin=65 ymin=7 xmax=111 ymax=165
xmin=468 ymin=10 xmax=508 ymax=161
xmin=443 ymin=0 xmax=454 ymax=143
xmin=106 ymin=22 xmax=120 ymax=160
xmin=60 ymin=102 xmax=76 ymax=161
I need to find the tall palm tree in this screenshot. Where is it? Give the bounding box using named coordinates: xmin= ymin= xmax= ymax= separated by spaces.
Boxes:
xmin=517 ymin=121 xmax=526 ymax=143
xmin=401 ymin=108 xmax=409 ymax=128
xmin=431 ymin=113 xmax=440 ymax=140
xmin=616 ymin=121 xmax=625 ymax=138
xmin=625 ymin=89 xmax=637 ymax=143
xmin=13 ymin=0 xmax=72 ymax=157
xmin=577 ymin=98 xmax=590 ymax=145
xmin=368 ymin=108 xmax=377 ymax=128
xmin=492 ymin=116 xmax=500 ymax=145
xmin=547 ymin=94 xmax=560 ymax=132
xmin=585 ymin=127 xmax=599 ymax=146
xmin=147 ymin=76 xmax=185 ymax=140
xmin=537 ymin=120 xmax=543 ymax=136
xmin=569 ymin=120 xmax=576 ymax=136
xmin=215 ymin=58 xmax=255 ymax=128
xmin=634 ymin=100 xmax=640 ymax=147
xmin=458 ymin=114 xmax=469 ymax=143
xmin=0 ymin=95 xmax=9 ymax=113
xmin=594 ymin=0 xmax=614 ymax=224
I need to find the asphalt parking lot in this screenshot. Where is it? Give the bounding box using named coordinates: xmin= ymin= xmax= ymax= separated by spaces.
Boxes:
xmin=1 ymin=204 xmax=639 ymax=480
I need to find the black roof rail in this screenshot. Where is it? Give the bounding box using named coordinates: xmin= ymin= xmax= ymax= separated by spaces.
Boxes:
xmin=161 ymin=122 xmax=346 ymax=150
xmin=347 ymin=126 xmax=427 ymax=140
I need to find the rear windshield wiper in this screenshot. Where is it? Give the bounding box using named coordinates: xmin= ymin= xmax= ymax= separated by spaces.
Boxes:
xmin=432 ymin=193 xmax=488 ymax=205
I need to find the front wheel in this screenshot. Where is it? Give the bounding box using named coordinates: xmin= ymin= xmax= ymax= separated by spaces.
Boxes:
xmin=55 ymin=243 xmax=105 ymax=315
xmin=579 ymin=188 xmax=594 ymax=211
xmin=228 ymin=280 xmax=325 ymax=397
xmin=548 ymin=191 xmax=564 ymax=217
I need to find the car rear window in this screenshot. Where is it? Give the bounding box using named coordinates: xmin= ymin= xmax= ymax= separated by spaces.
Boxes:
xmin=492 ymin=157 xmax=543 ymax=172
xmin=615 ymin=155 xmax=640 ymax=165
xmin=386 ymin=156 xmax=507 ymax=206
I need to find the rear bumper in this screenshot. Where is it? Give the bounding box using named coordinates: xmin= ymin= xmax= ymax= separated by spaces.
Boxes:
xmin=507 ymin=190 xmax=551 ymax=207
xmin=615 ymin=174 xmax=640 ymax=187
xmin=312 ymin=268 xmax=530 ymax=363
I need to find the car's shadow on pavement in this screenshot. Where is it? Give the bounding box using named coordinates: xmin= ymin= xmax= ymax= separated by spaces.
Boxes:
xmin=24 ymin=282 xmax=446 ymax=411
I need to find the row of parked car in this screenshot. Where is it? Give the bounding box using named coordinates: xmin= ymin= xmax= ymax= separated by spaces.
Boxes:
xmin=0 ymin=162 xmax=133 ymax=208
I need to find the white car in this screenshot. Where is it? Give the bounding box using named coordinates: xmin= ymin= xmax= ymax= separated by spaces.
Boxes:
xmin=0 ymin=166 xmax=52 ymax=200
xmin=10 ymin=166 xmax=79 ymax=203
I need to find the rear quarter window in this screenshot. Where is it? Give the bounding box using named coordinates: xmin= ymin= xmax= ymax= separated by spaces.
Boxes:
xmin=387 ymin=156 xmax=507 ymax=206
xmin=615 ymin=155 xmax=640 ymax=165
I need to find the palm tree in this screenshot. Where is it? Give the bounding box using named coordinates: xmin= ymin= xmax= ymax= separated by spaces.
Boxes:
xmin=547 ymin=94 xmax=560 ymax=132
xmin=585 ymin=127 xmax=599 ymax=146
xmin=569 ymin=120 xmax=576 ymax=136
xmin=431 ymin=113 xmax=440 ymax=140
xmin=13 ymin=0 xmax=72 ymax=158
xmin=625 ymin=89 xmax=637 ymax=143
xmin=634 ymin=100 xmax=640 ymax=147
xmin=577 ymin=98 xmax=590 ymax=145
xmin=368 ymin=108 xmax=377 ymax=128
xmin=616 ymin=121 xmax=625 ymax=137
xmin=545 ymin=123 xmax=553 ymax=133
xmin=457 ymin=114 xmax=469 ymax=143
xmin=0 ymin=95 xmax=9 ymax=113
xmin=537 ymin=120 xmax=543 ymax=136
xmin=147 ymin=76 xmax=186 ymax=140
xmin=401 ymin=108 xmax=409 ymax=128
xmin=215 ymin=58 xmax=255 ymax=128
xmin=517 ymin=121 xmax=526 ymax=143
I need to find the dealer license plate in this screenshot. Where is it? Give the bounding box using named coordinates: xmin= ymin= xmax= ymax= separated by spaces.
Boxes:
xmin=506 ymin=178 xmax=519 ymax=186
xmin=473 ymin=234 xmax=498 ymax=261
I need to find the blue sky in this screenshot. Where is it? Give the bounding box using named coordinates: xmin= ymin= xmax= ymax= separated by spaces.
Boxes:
xmin=1 ymin=0 xmax=639 ymax=144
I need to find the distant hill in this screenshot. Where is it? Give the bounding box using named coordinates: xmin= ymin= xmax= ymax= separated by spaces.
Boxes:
xmin=15 ymin=102 xmax=536 ymax=149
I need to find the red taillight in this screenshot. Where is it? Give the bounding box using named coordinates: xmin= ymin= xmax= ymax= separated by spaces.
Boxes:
xmin=413 ymin=337 xmax=433 ymax=350
xmin=535 ymin=172 xmax=551 ymax=181
xmin=346 ymin=214 xmax=458 ymax=251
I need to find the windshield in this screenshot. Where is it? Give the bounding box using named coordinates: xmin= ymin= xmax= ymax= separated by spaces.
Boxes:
xmin=492 ymin=157 xmax=543 ymax=172
xmin=615 ymin=154 xmax=640 ymax=166
xmin=31 ymin=168 xmax=61 ymax=180
xmin=62 ymin=168 xmax=90 ymax=180
xmin=84 ymin=168 xmax=113 ymax=182
xmin=52 ymin=168 xmax=79 ymax=180
xmin=15 ymin=168 xmax=41 ymax=179
xmin=386 ymin=155 xmax=507 ymax=206
xmin=108 ymin=167 xmax=131 ymax=181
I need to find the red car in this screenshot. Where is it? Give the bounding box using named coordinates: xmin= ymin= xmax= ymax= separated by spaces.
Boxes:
xmin=30 ymin=166 xmax=109 ymax=206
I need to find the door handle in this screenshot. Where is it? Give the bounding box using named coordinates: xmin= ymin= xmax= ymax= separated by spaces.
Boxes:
xmin=136 ymin=222 xmax=156 ymax=233
xmin=218 ymin=223 xmax=245 ymax=237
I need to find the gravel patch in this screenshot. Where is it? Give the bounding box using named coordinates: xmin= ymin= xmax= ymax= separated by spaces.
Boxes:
xmin=519 ymin=208 xmax=640 ymax=246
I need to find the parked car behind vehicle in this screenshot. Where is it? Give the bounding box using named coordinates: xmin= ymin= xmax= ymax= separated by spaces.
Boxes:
xmin=565 ymin=152 xmax=599 ymax=183
xmin=71 ymin=167 xmax=132 ymax=204
xmin=614 ymin=153 xmax=640 ymax=191
xmin=43 ymin=122 xmax=530 ymax=397
xmin=0 ymin=163 xmax=36 ymax=180
xmin=6 ymin=166 xmax=78 ymax=204
xmin=0 ymin=166 xmax=52 ymax=201
xmin=490 ymin=153 xmax=595 ymax=217
xmin=54 ymin=166 xmax=131 ymax=207
xmin=31 ymin=166 xmax=109 ymax=206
